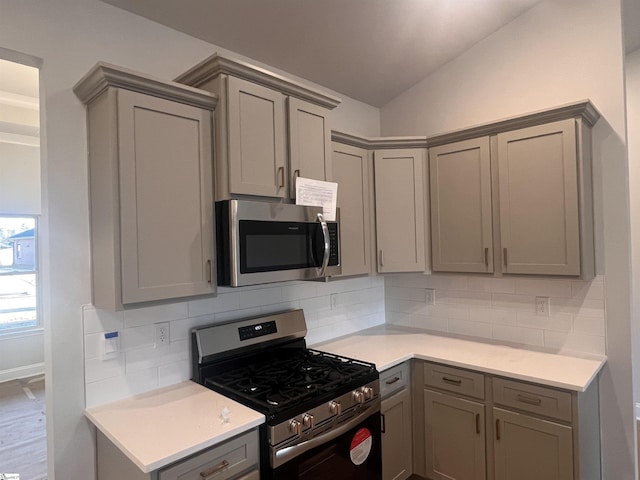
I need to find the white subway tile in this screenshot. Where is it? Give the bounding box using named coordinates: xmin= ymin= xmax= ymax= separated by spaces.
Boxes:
xmin=425 ymin=304 xmax=470 ymax=320
xmin=124 ymin=302 xmax=188 ymax=328
xmin=261 ymin=301 xmax=300 ymax=315
xmin=386 ymin=298 xmax=429 ymax=315
xmin=435 ymin=290 xmax=492 ymax=307
xmin=121 ymin=324 xmax=154 ymax=351
xmin=544 ymin=331 xmax=606 ymax=355
xmin=516 ymin=312 xmax=572 ymax=332
xmin=238 ymin=286 xmax=283 ymax=309
xmin=85 ymin=354 xmax=125 ymax=383
xmin=469 ymin=307 xmax=517 ymax=325
xmin=571 ymin=281 xmax=605 ymax=301
xmin=347 ymin=301 xmax=384 ymax=318
xmin=573 ymin=315 xmax=606 ymax=336
xmin=515 ymin=278 xmax=572 ymax=298
xmin=300 ymin=295 xmax=332 ymax=313
xmin=388 ymin=286 xmax=427 ymax=302
xmin=467 ymin=277 xmax=516 ymax=294
xmin=550 ymin=298 xmax=605 ymax=318
xmin=492 ymin=325 xmax=544 ymax=347
xmin=170 ymin=314 xmax=216 ymax=342
xmin=84 ymin=332 xmax=105 ymax=360
xmin=317 ymin=306 xmax=349 ymax=326
xmin=83 ymin=306 xmax=124 ymax=334
xmin=158 ymin=361 xmax=191 ymax=387
xmin=491 ymin=293 xmax=536 ymax=312
xmin=214 ymin=307 xmax=262 ymax=322
xmin=421 ymin=274 xmax=469 ymax=291
xmin=282 ymin=283 xmax=318 ymax=301
xmin=332 ymin=287 xmax=383 ymax=307
xmin=85 ymin=368 xmax=159 ymax=408
xmin=448 ymin=319 xmax=493 ymax=339
xmin=188 ymin=292 xmax=239 ymax=317
xmin=125 ymin=339 xmax=189 ymax=373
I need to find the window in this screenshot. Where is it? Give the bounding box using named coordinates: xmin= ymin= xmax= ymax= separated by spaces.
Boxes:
xmin=0 ymin=216 xmax=38 ymax=331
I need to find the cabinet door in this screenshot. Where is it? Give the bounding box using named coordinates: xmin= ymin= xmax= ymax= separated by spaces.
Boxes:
xmin=117 ymin=89 xmax=215 ymax=304
xmin=429 ymin=138 xmax=493 ymax=273
xmin=227 ymin=76 xmax=287 ymax=197
xmin=493 ymin=407 xmax=573 ymax=480
xmin=382 ymin=389 xmax=413 ymax=480
xmin=289 ymin=97 xmax=332 ymax=198
xmin=424 ymin=389 xmax=486 ymax=480
xmin=374 ymin=149 xmax=426 ymax=273
xmin=331 ymin=143 xmax=372 ymax=276
xmin=497 ymin=119 xmax=580 ymax=275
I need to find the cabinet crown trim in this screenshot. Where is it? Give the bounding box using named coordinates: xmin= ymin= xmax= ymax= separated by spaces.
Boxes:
xmin=426 ymin=100 xmax=600 ymax=147
xmin=73 ymin=62 xmax=218 ymax=109
xmin=175 ymin=53 xmax=342 ymax=110
xmin=332 ymin=130 xmax=427 ymax=149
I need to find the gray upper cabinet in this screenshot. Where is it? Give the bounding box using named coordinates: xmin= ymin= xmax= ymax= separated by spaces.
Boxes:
xmin=427 ymin=101 xmax=599 ymax=279
xmin=176 ymin=54 xmax=341 ymax=201
xmin=374 ymin=148 xmax=426 ymax=273
xmin=331 ymin=141 xmax=373 ymax=277
xmin=430 ymin=137 xmax=493 ymax=273
xmin=74 ymin=63 xmax=217 ymax=310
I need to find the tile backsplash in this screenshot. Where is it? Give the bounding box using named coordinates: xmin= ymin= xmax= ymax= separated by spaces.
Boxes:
xmin=83 ymin=276 xmax=385 ymax=407
xmin=385 ymin=273 xmax=606 ymax=357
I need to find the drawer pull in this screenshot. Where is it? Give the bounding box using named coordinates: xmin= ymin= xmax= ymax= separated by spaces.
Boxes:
xmin=516 ymin=394 xmax=543 ymax=406
xmin=475 ymin=413 xmax=481 ymax=434
xmin=441 ymin=376 xmax=462 ymax=386
xmin=381 ymin=413 xmax=386 ymax=434
xmin=385 ymin=376 xmax=401 ymax=385
xmin=277 ymin=166 xmax=285 ymax=189
xmin=200 ymin=459 xmax=229 ymax=479
xmin=484 ymin=247 xmax=489 ymax=267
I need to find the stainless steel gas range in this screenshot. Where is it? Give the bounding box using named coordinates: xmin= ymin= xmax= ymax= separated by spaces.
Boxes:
xmin=191 ymin=309 xmax=382 ymax=480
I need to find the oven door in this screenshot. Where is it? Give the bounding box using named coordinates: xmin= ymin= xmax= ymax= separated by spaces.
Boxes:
xmin=270 ymin=406 xmax=382 ymax=480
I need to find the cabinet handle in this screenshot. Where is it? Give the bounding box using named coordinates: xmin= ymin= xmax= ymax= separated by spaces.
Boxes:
xmin=294 ymin=169 xmax=300 ymax=180
xmin=385 ymin=376 xmax=401 ymax=385
xmin=484 ymin=247 xmax=489 ymax=267
xmin=441 ymin=376 xmax=462 ymax=386
xmin=277 ymin=166 xmax=285 ymax=189
xmin=476 ymin=413 xmax=481 ymax=434
xmin=503 ymin=247 xmax=508 ymax=266
xmin=200 ymin=459 xmax=229 ymax=479
xmin=516 ymin=394 xmax=543 ymax=406
xmin=206 ymin=259 xmax=212 ymax=284
xmin=496 ymin=419 xmax=501 ymax=440
xmin=381 ymin=413 xmax=386 ymax=434
xmin=379 ymin=250 xmax=384 ymax=267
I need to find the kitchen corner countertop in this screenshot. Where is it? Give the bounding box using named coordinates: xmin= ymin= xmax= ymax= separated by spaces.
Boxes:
xmin=84 ymin=381 xmax=264 ymax=473
xmin=314 ymin=325 xmax=606 ymax=392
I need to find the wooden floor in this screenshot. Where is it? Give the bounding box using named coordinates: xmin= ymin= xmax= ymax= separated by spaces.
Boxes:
xmin=0 ymin=376 xmax=46 ymax=480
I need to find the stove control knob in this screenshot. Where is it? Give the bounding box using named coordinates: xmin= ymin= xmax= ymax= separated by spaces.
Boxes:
xmin=329 ymin=400 xmax=342 ymax=415
xmin=362 ymin=386 xmax=374 ymax=400
xmin=302 ymin=413 xmax=315 ymax=429
xmin=289 ymin=419 xmax=302 ymax=435
xmin=353 ymin=390 xmax=365 ymax=405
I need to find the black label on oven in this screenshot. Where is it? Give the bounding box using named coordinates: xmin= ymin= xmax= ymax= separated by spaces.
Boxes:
xmin=238 ymin=320 xmax=278 ymax=341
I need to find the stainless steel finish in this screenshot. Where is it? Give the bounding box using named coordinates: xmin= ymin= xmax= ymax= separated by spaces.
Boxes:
xmin=302 ymin=413 xmax=315 ymax=429
xmin=221 ymin=199 xmax=341 ymax=287
xmin=316 ymin=213 xmax=330 ymax=277
xmin=272 ymin=396 xmax=380 ymax=468
xmin=199 ymin=459 xmax=229 ymax=479
xmin=193 ymin=309 xmax=307 ymax=364
xmin=269 ymin=379 xmax=379 ymax=446
xmin=289 ymin=419 xmax=302 ymax=435
xmin=362 ymin=386 xmax=374 ymax=400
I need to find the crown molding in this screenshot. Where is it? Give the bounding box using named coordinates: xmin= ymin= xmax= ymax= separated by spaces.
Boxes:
xmin=332 ymin=130 xmax=427 ymax=149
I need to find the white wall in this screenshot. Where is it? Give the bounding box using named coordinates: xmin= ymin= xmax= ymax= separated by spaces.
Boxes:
xmin=0 ymin=2 xmax=381 ymax=478
xmin=381 ymin=0 xmax=633 ymax=478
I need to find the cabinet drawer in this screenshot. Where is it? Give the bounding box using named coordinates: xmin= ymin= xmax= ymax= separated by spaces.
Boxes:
xmin=159 ymin=429 xmax=258 ymax=480
xmin=423 ymin=363 xmax=485 ymax=400
xmin=493 ymin=378 xmax=572 ymax=422
xmin=380 ymin=362 xmax=410 ymax=399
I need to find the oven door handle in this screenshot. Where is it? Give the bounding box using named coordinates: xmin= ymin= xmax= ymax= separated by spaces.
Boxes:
xmin=272 ymin=401 xmax=380 ymax=468
xmin=316 ymin=213 xmax=330 ymax=277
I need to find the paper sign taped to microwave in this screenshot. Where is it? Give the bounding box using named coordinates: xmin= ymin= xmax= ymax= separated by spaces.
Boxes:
xmin=295 ymin=177 xmax=338 ymax=221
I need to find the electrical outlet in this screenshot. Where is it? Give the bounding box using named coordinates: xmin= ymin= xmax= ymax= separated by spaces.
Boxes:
xmin=425 ymin=288 xmax=435 ymax=305
xmin=155 ymin=322 xmax=170 ymax=347
xmin=535 ymin=296 xmax=550 ymax=317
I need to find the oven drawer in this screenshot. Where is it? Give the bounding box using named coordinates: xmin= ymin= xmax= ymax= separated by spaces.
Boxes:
xmin=493 ymin=377 xmax=572 ymax=422
xmin=380 ymin=362 xmax=409 ymax=399
xmin=159 ymin=429 xmax=258 ymax=480
xmin=423 ymin=362 xmax=485 ymax=399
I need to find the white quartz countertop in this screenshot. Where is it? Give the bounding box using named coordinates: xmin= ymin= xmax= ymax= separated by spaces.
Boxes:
xmin=84 ymin=381 xmax=264 ymax=473
xmin=314 ymin=325 xmax=606 ymax=392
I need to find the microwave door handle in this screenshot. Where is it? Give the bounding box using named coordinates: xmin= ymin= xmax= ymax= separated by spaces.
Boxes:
xmin=316 ymin=213 xmax=330 ymax=276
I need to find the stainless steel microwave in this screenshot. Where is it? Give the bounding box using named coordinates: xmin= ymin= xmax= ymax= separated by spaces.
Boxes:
xmin=215 ymin=199 xmax=341 ymax=287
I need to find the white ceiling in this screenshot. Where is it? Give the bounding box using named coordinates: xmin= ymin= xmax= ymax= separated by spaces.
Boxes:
xmin=100 ymin=0 xmax=545 ymax=107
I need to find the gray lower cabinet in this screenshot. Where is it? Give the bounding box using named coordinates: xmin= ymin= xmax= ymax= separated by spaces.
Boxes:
xmin=380 ymin=363 xmax=413 ymax=480
xmin=97 ymin=429 xmax=259 ymax=480
xmin=414 ymin=361 xmax=600 ymax=480
xmin=74 ymin=63 xmax=217 ymax=310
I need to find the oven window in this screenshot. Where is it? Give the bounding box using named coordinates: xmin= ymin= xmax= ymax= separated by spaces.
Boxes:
xmin=240 ymin=220 xmax=323 ymax=273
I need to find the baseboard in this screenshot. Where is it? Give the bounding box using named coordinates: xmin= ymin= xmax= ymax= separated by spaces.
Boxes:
xmin=0 ymin=362 xmax=45 ymax=383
